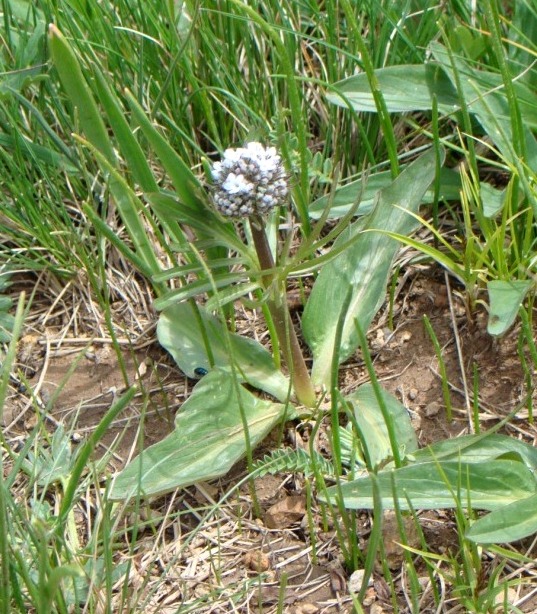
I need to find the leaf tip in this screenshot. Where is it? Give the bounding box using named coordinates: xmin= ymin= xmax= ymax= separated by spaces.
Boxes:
xmin=48 ymin=23 xmax=60 ymax=38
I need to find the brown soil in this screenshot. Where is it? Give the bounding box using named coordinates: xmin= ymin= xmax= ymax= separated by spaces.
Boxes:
xmin=4 ymin=263 xmax=537 ymax=613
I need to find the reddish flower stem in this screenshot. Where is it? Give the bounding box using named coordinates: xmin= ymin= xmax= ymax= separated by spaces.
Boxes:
xmin=249 ymin=215 xmax=316 ymax=408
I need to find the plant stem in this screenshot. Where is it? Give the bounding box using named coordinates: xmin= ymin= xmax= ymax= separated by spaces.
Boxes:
xmin=249 ymin=215 xmax=316 ymax=407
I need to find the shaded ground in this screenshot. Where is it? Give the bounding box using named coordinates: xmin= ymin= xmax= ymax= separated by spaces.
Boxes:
xmin=4 ymin=263 xmax=537 ymax=612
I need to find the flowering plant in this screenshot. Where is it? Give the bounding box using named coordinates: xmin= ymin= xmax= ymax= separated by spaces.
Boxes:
xmin=49 ymin=25 xmax=441 ymax=500
xmin=109 ymin=143 xmax=440 ymax=498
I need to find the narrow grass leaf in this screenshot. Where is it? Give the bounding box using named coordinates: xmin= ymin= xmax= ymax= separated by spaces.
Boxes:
xmin=0 ymin=293 xmax=25 ymax=612
xmin=48 ymin=24 xmax=116 ymax=165
xmin=109 ymin=370 xmax=286 ymax=499
xmin=124 ymin=91 xmax=204 ymax=212
xmin=309 ymin=166 xmax=462 ymax=220
xmin=154 ymin=272 xmax=252 ymax=307
xmin=92 ymin=68 xmax=158 ymax=192
xmin=0 ymin=133 xmax=77 ymax=173
xmin=74 ymin=136 xmax=163 ymax=280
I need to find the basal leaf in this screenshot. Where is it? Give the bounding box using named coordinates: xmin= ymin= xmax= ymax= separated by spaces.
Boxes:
xmin=309 ymin=166 xmax=461 ymax=220
xmin=109 ymin=370 xmax=286 ymax=499
xmin=327 ymin=64 xmax=459 ymax=113
xmin=346 ymin=383 xmax=418 ymax=469
xmin=328 ymin=50 xmax=537 ymax=132
xmin=321 ymin=459 xmax=537 ymax=511
xmin=413 ymin=433 xmax=537 ymax=470
xmin=487 ymin=279 xmax=532 ymax=336
xmin=157 ymin=302 xmax=290 ymax=402
xmin=480 ymin=182 xmax=505 ymax=218
xmin=429 ymin=42 xmax=537 ymax=173
xmin=302 ymin=148 xmax=440 ymax=387
xmin=466 ymin=494 xmax=537 ymax=543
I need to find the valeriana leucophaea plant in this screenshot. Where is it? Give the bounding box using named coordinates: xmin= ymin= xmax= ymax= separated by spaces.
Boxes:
xmin=211 ymin=142 xmax=316 ymax=407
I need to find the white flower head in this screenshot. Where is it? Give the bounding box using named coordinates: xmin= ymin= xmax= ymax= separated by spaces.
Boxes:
xmin=211 ymin=142 xmax=288 ymax=218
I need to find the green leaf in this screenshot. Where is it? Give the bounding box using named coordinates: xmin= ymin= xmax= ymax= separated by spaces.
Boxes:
xmin=321 ymin=460 xmax=537 ymax=511
xmin=303 ymin=148 xmax=441 ymax=387
xmin=346 ymin=383 xmax=418 ymax=469
xmin=157 ymin=302 xmax=290 ymax=402
xmin=466 ymin=494 xmax=537 ymax=543
xmin=309 ymin=166 xmax=461 ymax=220
xmin=480 ymin=182 xmax=505 ymax=218
xmin=109 ymin=370 xmax=286 ymax=499
xmin=124 ymin=91 xmax=205 ymax=212
xmin=327 ymin=64 xmax=460 ymax=113
xmin=328 ymin=51 xmax=537 ymax=132
xmin=91 ymin=68 xmax=158 ymax=193
xmin=48 ymin=24 xmax=116 ymax=165
xmin=22 ymin=424 xmax=74 ymax=488
xmin=74 ymin=136 xmax=163 ymax=282
xmin=413 ymin=433 xmax=537 ymax=470
xmin=154 ymin=272 xmax=251 ymax=308
xmin=487 ymin=279 xmax=532 ymax=336
xmin=0 ymin=133 xmax=77 ymax=172
xmin=429 ymin=42 xmax=537 ymax=171
xmin=146 ymin=191 xmax=245 ymax=253
xmin=0 ymin=67 xmax=46 ymax=98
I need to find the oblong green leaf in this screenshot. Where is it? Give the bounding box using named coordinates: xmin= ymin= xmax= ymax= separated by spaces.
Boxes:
xmin=328 ymin=54 xmax=537 ymax=130
xmin=109 ymin=370 xmax=286 ymax=499
xmin=92 ymin=68 xmax=158 ymax=192
xmin=327 ymin=64 xmax=459 ymax=113
xmin=413 ymin=433 xmax=537 ymax=470
xmin=429 ymin=42 xmax=537 ymax=174
xmin=346 ymin=383 xmax=418 ymax=469
xmin=74 ymin=136 xmax=163 ymax=281
xmin=303 ymin=148 xmax=441 ymax=387
xmin=157 ymin=302 xmax=290 ymax=401
xmin=487 ymin=279 xmax=533 ymax=336
xmin=321 ymin=460 xmax=537 ymax=511
xmin=466 ymin=494 xmax=537 ymax=543
xmin=309 ymin=166 xmax=461 ymax=220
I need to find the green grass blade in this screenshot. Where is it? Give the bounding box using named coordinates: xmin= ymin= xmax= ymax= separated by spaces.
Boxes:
xmin=92 ymin=68 xmax=158 ymax=192
xmin=73 ymin=135 xmax=163 ymax=283
xmin=124 ymin=90 xmax=204 ymax=211
xmin=0 ymin=293 xmax=26 ymax=614
xmin=47 ymin=23 xmax=116 ymax=165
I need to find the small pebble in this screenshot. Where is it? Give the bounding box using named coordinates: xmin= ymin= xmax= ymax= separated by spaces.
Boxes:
xmin=400 ymin=330 xmax=412 ymax=342
xmin=348 ymin=569 xmax=373 ymax=593
xmin=425 ymin=401 xmax=441 ymax=417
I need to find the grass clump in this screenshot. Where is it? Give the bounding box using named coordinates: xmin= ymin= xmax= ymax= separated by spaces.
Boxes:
xmin=2 ymin=0 xmax=537 ymax=612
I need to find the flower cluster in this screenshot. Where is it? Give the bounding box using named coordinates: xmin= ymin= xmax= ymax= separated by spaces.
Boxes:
xmin=211 ymin=142 xmax=289 ymax=218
